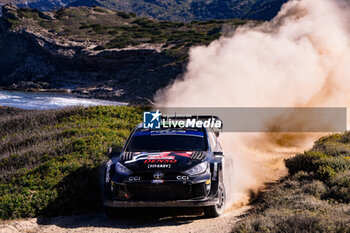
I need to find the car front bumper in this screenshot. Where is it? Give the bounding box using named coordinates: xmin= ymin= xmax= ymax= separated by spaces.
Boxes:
xmin=103 ymin=197 xmax=219 ymax=207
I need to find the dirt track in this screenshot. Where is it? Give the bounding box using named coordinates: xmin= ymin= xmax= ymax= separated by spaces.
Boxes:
xmin=0 ymin=206 xmax=251 ymax=233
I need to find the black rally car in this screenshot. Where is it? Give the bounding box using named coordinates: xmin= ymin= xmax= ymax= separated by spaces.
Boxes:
xmin=103 ymin=116 xmax=226 ymax=217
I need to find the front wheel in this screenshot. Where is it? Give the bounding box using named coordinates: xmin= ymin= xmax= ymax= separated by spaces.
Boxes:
xmin=203 ymin=182 xmax=226 ymax=218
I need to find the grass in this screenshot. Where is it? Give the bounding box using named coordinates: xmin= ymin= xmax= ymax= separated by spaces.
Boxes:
xmin=233 ymin=133 xmax=350 ymax=233
xmin=0 ymin=106 xmax=144 ymax=219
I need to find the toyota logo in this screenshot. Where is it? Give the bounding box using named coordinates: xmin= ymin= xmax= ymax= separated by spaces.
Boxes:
xmin=153 ymin=172 xmax=164 ymax=179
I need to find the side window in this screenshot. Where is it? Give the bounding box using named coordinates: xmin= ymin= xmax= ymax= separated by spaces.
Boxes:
xmin=208 ymin=131 xmax=217 ymax=150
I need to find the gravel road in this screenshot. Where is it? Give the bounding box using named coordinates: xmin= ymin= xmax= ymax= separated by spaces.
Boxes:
xmin=0 ymin=206 xmax=251 ymax=233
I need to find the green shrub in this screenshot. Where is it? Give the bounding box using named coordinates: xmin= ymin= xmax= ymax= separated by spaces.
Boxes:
xmin=129 ymin=12 xmax=137 ymax=17
xmin=312 ymin=133 xmax=350 ymax=156
xmin=316 ymin=165 xmax=337 ymax=181
xmin=292 ymin=171 xmax=314 ymax=181
xmin=285 ymin=151 xmax=329 ymax=175
xmin=18 ymin=9 xmax=41 ymax=20
xmin=327 ymin=171 xmax=350 ymax=203
xmin=105 ymin=33 xmax=140 ymax=48
xmin=301 ymin=180 xmax=327 ymax=198
xmin=131 ymin=18 xmax=154 ymax=26
xmin=316 ymin=157 xmax=350 ymax=180
xmin=0 ymin=106 xmax=143 ymax=219
xmin=6 ymin=18 xmax=20 ymax=30
xmin=78 ymin=23 xmax=90 ymax=29
xmin=117 ymin=12 xmax=131 ymax=19
xmin=92 ymin=7 xmax=106 ymax=13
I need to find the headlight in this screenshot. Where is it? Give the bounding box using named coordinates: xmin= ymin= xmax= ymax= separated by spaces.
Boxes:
xmin=115 ymin=162 xmax=133 ymax=176
xmin=184 ymin=161 xmax=208 ymax=176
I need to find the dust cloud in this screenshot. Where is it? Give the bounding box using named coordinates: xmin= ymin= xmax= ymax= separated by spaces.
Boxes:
xmin=155 ymin=0 xmax=350 ymax=207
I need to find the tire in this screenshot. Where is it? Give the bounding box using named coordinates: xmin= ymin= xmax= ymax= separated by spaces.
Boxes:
xmin=204 ymin=182 xmax=226 ymax=218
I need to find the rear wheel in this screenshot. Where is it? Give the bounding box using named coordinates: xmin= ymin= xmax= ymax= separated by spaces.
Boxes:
xmin=204 ymin=182 xmax=226 ymax=218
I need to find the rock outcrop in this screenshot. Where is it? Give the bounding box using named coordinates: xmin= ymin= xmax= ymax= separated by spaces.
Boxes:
xmin=0 ymin=5 xmax=184 ymax=104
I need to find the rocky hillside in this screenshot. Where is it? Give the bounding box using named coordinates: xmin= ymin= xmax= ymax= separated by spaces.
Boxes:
xmin=0 ymin=5 xmax=249 ymax=103
xmin=0 ymin=0 xmax=288 ymax=21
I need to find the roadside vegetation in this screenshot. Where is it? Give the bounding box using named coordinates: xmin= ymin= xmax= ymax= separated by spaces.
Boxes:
xmin=4 ymin=6 xmax=249 ymax=59
xmin=0 ymin=106 xmax=143 ymax=219
xmin=233 ymin=133 xmax=350 ymax=232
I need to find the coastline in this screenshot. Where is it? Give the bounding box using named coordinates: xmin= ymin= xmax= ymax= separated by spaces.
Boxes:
xmin=0 ymin=85 xmax=144 ymax=105
xmin=0 ymin=89 xmax=129 ymax=110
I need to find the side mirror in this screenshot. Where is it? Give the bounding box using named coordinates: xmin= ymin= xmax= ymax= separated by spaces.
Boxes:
xmin=214 ymin=151 xmax=224 ymax=157
xmin=107 ymin=146 xmax=122 ymax=158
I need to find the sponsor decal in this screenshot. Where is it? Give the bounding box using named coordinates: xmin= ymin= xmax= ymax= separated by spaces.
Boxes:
xmin=206 ymin=183 xmax=211 ymax=191
xmin=136 ymin=129 xmax=204 ymax=137
xmin=129 ymin=176 xmax=141 ymax=181
xmin=176 ymin=175 xmax=189 ymax=180
xmin=147 ymin=152 xmax=175 ymax=160
xmin=105 ymin=160 xmax=112 ymax=183
xmin=153 ymin=172 xmax=164 ymax=179
xmin=125 ymin=152 xmax=185 ymax=164
xmin=124 ymin=153 xmax=149 ymax=164
xmin=148 ymin=164 xmax=171 ymax=169
xmin=143 ymin=110 xmax=161 ymax=129
xmin=144 ymin=159 xmax=177 ymax=164
xmin=174 ymin=152 xmax=192 ymax=158
xmin=152 ymin=179 xmax=164 ymax=184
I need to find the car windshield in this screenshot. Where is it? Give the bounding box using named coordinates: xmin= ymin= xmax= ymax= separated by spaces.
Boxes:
xmin=126 ymin=128 xmax=207 ymax=152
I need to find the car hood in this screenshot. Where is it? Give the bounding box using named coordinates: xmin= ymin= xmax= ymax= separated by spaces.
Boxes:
xmin=121 ymin=151 xmax=203 ymax=172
